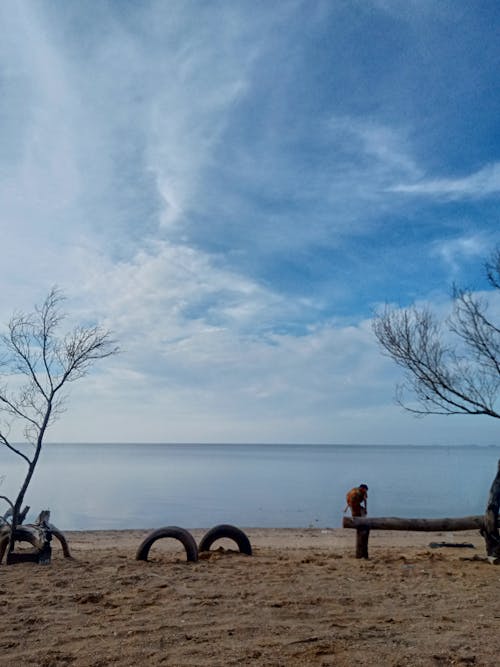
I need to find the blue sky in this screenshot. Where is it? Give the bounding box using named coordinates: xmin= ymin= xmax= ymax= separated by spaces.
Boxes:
xmin=1 ymin=0 xmax=500 ymax=444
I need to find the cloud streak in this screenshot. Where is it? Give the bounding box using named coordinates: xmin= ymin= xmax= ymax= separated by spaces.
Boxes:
xmin=391 ymin=162 xmax=500 ymax=200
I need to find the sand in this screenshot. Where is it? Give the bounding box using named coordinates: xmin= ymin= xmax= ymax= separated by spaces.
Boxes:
xmin=0 ymin=527 xmax=498 ymax=666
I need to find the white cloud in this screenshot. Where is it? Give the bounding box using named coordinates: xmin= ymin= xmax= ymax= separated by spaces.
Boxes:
xmin=430 ymin=234 xmax=490 ymax=275
xmin=328 ymin=116 xmax=420 ymax=179
xmin=391 ymin=162 xmax=500 ymax=200
xmin=47 ymin=312 xmax=389 ymax=443
xmin=21 ymin=238 xmax=390 ymax=444
xmin=0 ymin=3 xmax=80 ymax=222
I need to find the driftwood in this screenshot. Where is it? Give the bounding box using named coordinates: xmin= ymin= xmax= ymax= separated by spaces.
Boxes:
xmin=1 ymin=502 xmax=30 ymax=526
xmin=343 ymin=515 xmax=488 ymax=532
xmin=0 ymin=510 xmax=71 ymax=565
xmin=344 ymin=460 xmax=500 ymax=562
xmin=428 ymin=541 xmax=475 ymax=549
xmin=343 ymin=514 xmax=500 ymax=560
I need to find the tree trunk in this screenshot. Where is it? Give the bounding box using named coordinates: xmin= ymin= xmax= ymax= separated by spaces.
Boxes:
xmin=8 ymin=461 xmax=37 ymax=555
xmin=8 ymin=405 xmax=51 ymax=554
xmin=482 ymin=459 xmax=500 ymax=562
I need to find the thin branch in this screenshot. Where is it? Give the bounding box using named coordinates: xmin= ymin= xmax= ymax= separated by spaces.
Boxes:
xmin=0 ymin=495 xmax=14 ymax=511
xmin=0 ymin=394 xmax=42 ymax=429
xmin=373 ymin=303 xmax=500 ymax=419
xmin=486 ymin=249 xmax=500 ymax=290
xmin=0 ymin=433 xmax=31 ymax=464
xmin=3 ymin=322 xmax=49 ymax=401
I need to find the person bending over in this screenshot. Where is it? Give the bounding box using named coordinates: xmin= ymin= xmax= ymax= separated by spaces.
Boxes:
xmin=344 ymin=484 xmax=368 ymax=517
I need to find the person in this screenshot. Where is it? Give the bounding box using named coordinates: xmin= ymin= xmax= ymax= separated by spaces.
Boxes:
xmin=344 ymin=483 xmax=368 ymax=517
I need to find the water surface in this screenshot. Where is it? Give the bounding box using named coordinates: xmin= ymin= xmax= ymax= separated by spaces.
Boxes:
xmin=1 ymin=443 xmax=498 ymax=530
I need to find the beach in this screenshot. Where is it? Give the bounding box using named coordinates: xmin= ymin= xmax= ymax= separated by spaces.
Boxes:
xmin=1 ymin=527 xmax=497 ymax=666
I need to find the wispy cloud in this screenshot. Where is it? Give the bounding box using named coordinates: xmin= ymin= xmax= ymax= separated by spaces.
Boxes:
xmin=430 ymin=234 xmax=490 ymax=276
xmin=328 ymin=117 xmax=420 ymax=180
xmin=391 ymin=162 xmax=500 ymax=200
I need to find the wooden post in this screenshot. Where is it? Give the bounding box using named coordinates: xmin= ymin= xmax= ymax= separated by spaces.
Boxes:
xmin=355 ymin=528 xmax=370 ymax=559
xmin=343 ymin=462 xmax=500 ymax=562
xmin=343 ymin=514 xmax=500 ymax=560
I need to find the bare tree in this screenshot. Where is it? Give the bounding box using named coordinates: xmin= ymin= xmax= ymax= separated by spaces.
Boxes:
xmin=373 ymin=249 xmax=500 ymax=558
xmin=373 ymin=253 xmax=500 ymax=419
xmin=0 ymin=288 xmax=118 ymax=552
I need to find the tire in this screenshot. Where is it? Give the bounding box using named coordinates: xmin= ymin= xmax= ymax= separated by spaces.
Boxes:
xmin=199 ymin=524 xmax=252 ymax=555
xmin=136 ymin=526 xmax=198 ymax=562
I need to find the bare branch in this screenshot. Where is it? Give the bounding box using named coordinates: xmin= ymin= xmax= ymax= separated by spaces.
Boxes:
xmin=373 ymin=301 xmax=500 ymax=420
xmin=52 ymin=327 xmax=118 ymax=391
xmin=450 ymin=289 xmax=500 ymax=377
xmin=0 ymin=495 xmax=14 ymax=512
xmin=486 ymin=249 xmax=500 ymax=290
xmin=36 ymin=287 xmax=66 ymax=392
xmin=0 ymin=394 xmax=42 ymax=430
xmin=0 ymin=432 xmax=31 ymax=464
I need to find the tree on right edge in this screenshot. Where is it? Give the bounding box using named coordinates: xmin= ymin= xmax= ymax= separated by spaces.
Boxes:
xmin=372 ymin=248 xmax=500 ymax=560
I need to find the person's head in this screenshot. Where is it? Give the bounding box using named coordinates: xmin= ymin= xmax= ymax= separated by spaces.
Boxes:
xmin=359 ymin=483 xmax=368 ymax=491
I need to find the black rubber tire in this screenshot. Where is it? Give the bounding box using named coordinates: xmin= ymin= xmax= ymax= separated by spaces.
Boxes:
xmin=136 ymin=526 xmax=198 ymax=562
xmin=199 ymin=524 xmax=252 ymax=555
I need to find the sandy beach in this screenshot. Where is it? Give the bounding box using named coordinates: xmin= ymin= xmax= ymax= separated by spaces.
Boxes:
xmin=1 ymin=527 xmax=497 ymax=666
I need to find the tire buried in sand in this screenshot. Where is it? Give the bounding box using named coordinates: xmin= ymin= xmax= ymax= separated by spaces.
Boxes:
xmin=136 ymin=526 xmax=198 ymax=562
xmin=199 ymin=524 xmax=252 ymax=555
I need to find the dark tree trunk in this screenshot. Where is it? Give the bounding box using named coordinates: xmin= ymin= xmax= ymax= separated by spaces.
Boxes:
xmin=8 ymin=407 xmax=51 ymax=555
xmin=482 ymin=459 xmax=500 ymax=562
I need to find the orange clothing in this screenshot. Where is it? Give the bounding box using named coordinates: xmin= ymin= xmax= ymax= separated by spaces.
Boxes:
xmin=346 ymin=486 xmax=368 ymax=517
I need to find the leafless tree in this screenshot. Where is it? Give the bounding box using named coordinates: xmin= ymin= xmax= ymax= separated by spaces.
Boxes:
xmin=0 ymin=288 xmax=118 ymax=551
xmin=373 ymin=248 xmax=500 ymax=558
xmin=373 ymin=250 xmax=500 ymax=419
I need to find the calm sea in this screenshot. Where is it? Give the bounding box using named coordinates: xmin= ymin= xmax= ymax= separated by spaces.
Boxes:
xmin=1 ymin=443 xmax=499 ymax=530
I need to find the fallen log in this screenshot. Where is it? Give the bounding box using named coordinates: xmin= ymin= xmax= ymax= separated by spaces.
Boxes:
xmin=344 ymin=461 xmax=500 ymax=562
xmin=429 ymin=542 xmax=475 ymax=549
xmin=343 ymin=515 xmax=499 ymax=560
xmin=343 ymin=515 xmax=488 ymax=532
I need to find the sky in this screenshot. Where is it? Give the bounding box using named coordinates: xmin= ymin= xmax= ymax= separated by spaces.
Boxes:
xmin=1 ymin=0 xmax=500 ymax=445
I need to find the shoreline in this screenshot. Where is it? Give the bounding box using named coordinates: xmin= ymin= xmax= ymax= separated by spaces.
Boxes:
xmin=3 ymin=527 xmax=495 ymax=666
xmin=62 ymin=525 xmax=486 ymax=551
